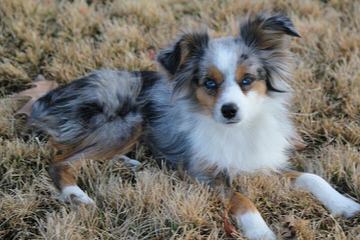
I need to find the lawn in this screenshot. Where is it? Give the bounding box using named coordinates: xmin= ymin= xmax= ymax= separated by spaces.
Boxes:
xmin=0 ymin=0 xmax=359 ymax=239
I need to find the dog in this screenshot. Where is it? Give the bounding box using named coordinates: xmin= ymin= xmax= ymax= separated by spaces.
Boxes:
xmin=29 ymin=13 xmax=360 ymax=240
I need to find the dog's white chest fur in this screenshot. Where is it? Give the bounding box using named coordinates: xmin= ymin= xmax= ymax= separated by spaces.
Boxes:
xmin=187 ymin=107 xmax=293 ymax=177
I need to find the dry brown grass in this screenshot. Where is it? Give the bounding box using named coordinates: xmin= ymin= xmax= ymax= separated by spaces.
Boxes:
xmin=1 ymin=0 xmax=360 ymax=239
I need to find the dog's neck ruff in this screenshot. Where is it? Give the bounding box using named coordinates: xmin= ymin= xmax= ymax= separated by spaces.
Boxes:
xmin=185 ymin=97 xmax=294 ymax=178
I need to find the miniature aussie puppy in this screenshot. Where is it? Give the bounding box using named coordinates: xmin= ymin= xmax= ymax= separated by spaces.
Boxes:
xmin=30 ymin=13 xmax=360 ymax=240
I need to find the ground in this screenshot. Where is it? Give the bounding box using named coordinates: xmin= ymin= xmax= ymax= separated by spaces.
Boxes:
xmin=0 ymin=0 xmax=359 ymax=239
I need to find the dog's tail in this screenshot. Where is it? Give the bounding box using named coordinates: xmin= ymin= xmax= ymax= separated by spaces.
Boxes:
xmin=31 ymin=70 xmax=153 ymax=160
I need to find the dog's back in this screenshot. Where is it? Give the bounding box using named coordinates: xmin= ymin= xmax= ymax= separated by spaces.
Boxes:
xmin=31 ymin=70 xmax=149 ymax=167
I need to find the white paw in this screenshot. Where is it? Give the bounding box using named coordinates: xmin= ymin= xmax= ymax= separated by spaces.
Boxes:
xmin=236 ymin=212 xmax=276 ymax=240
xmin=245 ymin=229 xmax=276 ymax=240
xmin=59 ymin=185 xmax=95 ymax=205
xmin=330 ymin=196 xmax=360 ymax=218
xmin=119 ymin=155 xmax=141 ymax=171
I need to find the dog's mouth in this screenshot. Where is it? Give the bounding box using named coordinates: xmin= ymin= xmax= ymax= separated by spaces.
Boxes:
xmin=226 ymin=121 xmax=239 ymax=124
xmin=224 ymin=115 xmax=241 ymax=125
xmin=225 ymin=120 xmax=241 ymax=125
xmin=220 ymin=117 xmax=241 ymax=125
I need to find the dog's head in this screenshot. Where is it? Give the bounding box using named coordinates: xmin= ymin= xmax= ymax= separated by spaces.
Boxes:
xmin=157 ymin=13 xmax=299 ymax=125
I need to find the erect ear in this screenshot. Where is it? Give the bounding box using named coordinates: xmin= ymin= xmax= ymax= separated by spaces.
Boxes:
xmin=157 ymin=31 xmax=209 ymax=76
xmin=240 ymin=13 xmax=300 ymax=50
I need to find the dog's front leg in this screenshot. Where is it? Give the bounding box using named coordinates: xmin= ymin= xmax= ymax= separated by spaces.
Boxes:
xmin=205 ymin=173 xmax=276 ymax=240
xmin=284 ymin=171 xmax=360 ymax=218
xmin=225 ymin=191 xmax=276 ymax=240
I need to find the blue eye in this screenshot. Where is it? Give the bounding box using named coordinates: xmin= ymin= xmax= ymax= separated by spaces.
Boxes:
xmin=241 ymin=77 xmax=253 ymax=86
xmin=204 ymin=79 xmax=218 ymax=90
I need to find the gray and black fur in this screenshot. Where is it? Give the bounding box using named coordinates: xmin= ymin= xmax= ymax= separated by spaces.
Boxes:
xmin=32 ymin=71 xmax=148 ymax=162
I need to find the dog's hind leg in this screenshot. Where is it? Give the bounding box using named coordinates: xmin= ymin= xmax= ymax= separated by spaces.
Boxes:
xmin=29 ymin=70 xmax=147 ymax=204
xmin=49 ymin=160 xmax=94 ymax=205
xmin=48 ymin=142 xmax=96 ymax=205
xmin=49 ymin=128 xmax=142 ymax=205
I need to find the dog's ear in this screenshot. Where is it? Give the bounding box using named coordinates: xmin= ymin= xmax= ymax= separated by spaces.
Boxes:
xmin=240 ymin=13 xmax=300 ymax=50
xmin=157 ymin=31 xmax=209 ymax=76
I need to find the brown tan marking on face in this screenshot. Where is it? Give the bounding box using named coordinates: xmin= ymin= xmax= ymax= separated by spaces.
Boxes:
xmin=195 ymin=87 xmax=217 ymax=115
xmin=235 ymin=64 xmax=248 ymax=82
xmin=208 ymin=66 xmax=224 ymax=84
xmin=195 ymin=66 xmax=225 ymax=114
xmin=236 ymin=64 xmax=267 ymax=95
xmin=249 ymin=80 xmax=267 ymax=96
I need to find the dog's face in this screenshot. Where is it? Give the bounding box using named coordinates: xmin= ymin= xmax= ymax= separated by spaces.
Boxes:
xmin=158 ymin=13 xmax=299 ymax=125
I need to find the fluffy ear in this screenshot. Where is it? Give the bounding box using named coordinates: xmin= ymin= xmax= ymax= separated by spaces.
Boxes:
xmin=157 ymin=31 xmax=209 ymax=76
xmin=240 ymin=13 xmax=300 ymax=50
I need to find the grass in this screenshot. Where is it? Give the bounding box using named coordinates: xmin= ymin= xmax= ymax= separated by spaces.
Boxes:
xmin=1 ymin=0 xmax=359 ymax=239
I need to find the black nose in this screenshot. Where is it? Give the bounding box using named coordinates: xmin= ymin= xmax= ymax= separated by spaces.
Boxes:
xmin=221 ymin=103 xmax=238 ymax=119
